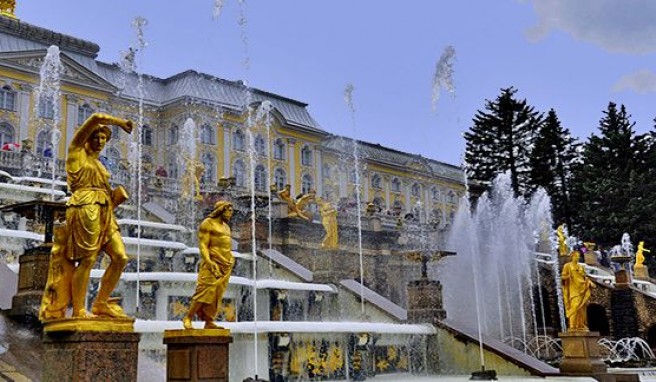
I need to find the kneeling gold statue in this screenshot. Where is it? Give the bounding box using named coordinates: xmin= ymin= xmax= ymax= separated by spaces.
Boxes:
xmin=40 ymin=113 xmax=133 ymax=321
xmin=183 ymin=201 xmax=235 ymax=329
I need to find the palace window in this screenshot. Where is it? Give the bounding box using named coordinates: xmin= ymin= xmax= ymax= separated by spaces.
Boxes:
xmin=106 ymin=147 xmax=121 ymax=172
xmin=167 ymin=125 xmax=179 ymax=145
xmin=301 ymin=145 xmax=313 ymax=166
xmin=432 ymin=187 xmax=441 ymax=201
xmin=447 ymin=190 xmax=457 ymax=204
xmin=254 ymin=135 xmax=266 ymax=156
xmin=35 ymin=129 xmax=52 ymax=156
xmin=301 ymin=174 xmax=313 ymax=194
xmin=77 ymin=103 xmax=94 ymax=125
xmin=200 ymin=124 xmax=215 ymax=145
xmin=273 ymin=139 xmax=285 ymax=160
xmin=167 ymin=154 xmax=178 ymax=178
xmin=391 ymin=178 xmax=401 ymax=192
xmin=141 ymin=125 xmax=153 ymax=146
xmin=232 ymin=129 xmax=245 ymax=151
xmin=371 ymin=174 xmax=382 ymax=189
xmin=254 ymin=164 xmax=266 ymax=192
xmin=0 ymin=122 xmax=14 ymax=146
xmin=322 ymin=164 xmax=331 ymax=180
xmin=233 ymin=160 xmax=246 ymax=187
xmin=38 ymin=94 xmax=55 ymax=119
xmin=274 ymin=168 xmax=286 ymax=191
xmin=0 ymin=86 xmax=15 ymax=111
xmin=201 ymin=153 xmax=216 ymax=183
xmin=411 ymin=183 xmax=421 ymax=197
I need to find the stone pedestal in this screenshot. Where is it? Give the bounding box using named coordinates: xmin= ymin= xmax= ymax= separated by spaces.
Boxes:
xmin=407 ymin=278 xmax=446 ymax=325
xmin=584 ymin=251 xmax=598 ymax=266
xmin=9 ymin=244 xmax=51 ymax=321
xmin=164 ymin=329 xmax=232 ymax=382
xmin=634 ymin=265 xmax=649 ymax=280
xmin=42 ymin=330 xmax=140 ymax=382
xmin=559 ymin=331 xmax=607 ymax=375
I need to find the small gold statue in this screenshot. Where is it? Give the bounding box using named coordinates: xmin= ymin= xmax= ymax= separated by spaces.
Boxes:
xmin=557 ymin=224 xmax=568 ymax=257
xmin=40 ymin=113 xmax=133 ymax=321
xmin=317 ymin=197 xmax=338 ymax=249
xmin=182 ymin=201 xmax=235 ymax=329
xmin=562 ymin=250 xmax=595 ymax=331
xmin=278 ymin=184 xmax=310 ymax=220
xmin=180 ymin=156 xmax=205 ymax=201
xmin=0 ymin=0 xmax=16 ymax=19
xmin=635 ymin=241 xmax=650 ymax=268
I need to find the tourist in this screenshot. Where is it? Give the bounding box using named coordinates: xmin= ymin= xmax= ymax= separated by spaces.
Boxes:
xmin=183 ymin=201 xmax=235 ymax=329
xmin=561 ymin=250 xmax=595 ymax=330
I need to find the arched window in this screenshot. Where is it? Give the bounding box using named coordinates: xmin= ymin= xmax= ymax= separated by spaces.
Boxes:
xmin=412 ymin=183 xmax=422 ymax=197
xmin=447 ymin=190 xmax=457 ymax=204
xmin=106 ymin=147 xmax=121 ymax=172
xmin=141 ymin=125 xmax=153 ymax=146
xmin=35 ymin=129 xmax=52 ymax=156
xmin=273 ymin=138 xmax=285 ymax=160
xmin=391 ymin=178 xmax=401 ymax=192
xmin=371 ymin=174 xmax=382 ymax=189
xmin=38 ymin=94 xmax=55 ymax=119
xmin=430 ymin=208 xmax=443 ymax=226
xmin=201 ymin=153 xmax=216 ymax=183
xmin=301 ymin=145 xmax=313 ymax=166
xmin=432 ymin=187 xmax=441 ymax=201
xmin=0 ymin=122 xmax=15 ymax=146
xmin=321 ymin=164 xmax=331 ymax=180
xmin=77 ymin=103 xmax=94 ymax=125
xmin=301 ymin=174 xmax=313 ymax=194
xmin=167 ymin=154 xmax=178 ymax=178
xmin=254 ymin=164 xmax=266 ymax=192
xmin=372 ymin=197 xmax=384 ymax=210
xmin=233 ymin=160 xmax=245 ymax=187
xmin=254 ymin=135 xmax=266 ymax=156
xmin=274 ymin=168 xmax=286 ymax=191
xmin=167 ymin=124 xmax=178 ymax=145
xmin=232 ymin=129 xmax=245 ymax=151
xmin=349 ymin=170 xmax=357 ymax=184
xmin=0 ymin=86 xmax=15 ymax=111
xmin=200 ymin=124 xmax=215 ymax=145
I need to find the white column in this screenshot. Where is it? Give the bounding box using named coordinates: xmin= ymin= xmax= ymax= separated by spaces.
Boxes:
xmin=339 ymin=164 xmax=347 ymax=198
xmin=315 ymin=147 xmax=322 ymax=195
xmin=223 ymin=125 xmax=231 ymax=177
xmin=287 ymin=138 xmax=296 ymax=195
xmin=424 ymin=186 xmax=431 ymax=223
xmin=65 ymin=95 xmax=78 ymax=155
xmin=384 ymin=176 xmax=391 ymax=210
xmin=18 ymin=86 xmax=31 ymax=141
xmin=363 ymin=171 xmax=369 ymax=202
xmin=404 ymin=181 xmax=411 ymax=214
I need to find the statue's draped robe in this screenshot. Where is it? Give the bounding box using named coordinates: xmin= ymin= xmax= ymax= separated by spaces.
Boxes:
xmin=562 ymin=261 xmax=591 ymax=330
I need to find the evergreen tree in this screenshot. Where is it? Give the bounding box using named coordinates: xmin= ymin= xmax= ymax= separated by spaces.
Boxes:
xmin=528 ymin=109 xmax=581 ymax=229
xmin=464 ymin=87 xmax=543 ymax=195
xmin=572 ymin=103 xmax=648 ymax=245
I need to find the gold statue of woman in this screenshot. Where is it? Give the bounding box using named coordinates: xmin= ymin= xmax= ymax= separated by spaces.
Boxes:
xmin=317 ymin=197 xmax=338 ymax=249
xmin=182 ymin=201 xmax=235 ymax=329
xmin=562 ymin=250 xmax=595 ymax=330
xmin=40 ymin=113 xmax=133 ymax=320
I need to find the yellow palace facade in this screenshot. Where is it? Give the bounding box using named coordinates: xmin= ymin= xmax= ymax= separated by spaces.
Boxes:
xmin=0 ymin=11 xmax=465 ymax=226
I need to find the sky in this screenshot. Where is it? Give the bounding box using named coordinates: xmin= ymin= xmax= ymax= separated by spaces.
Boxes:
xmin=15 ymin=1 xmax=656 ymax=166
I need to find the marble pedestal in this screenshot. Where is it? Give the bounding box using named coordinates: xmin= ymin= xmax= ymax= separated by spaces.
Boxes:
xmin=634 ymin=265 xmax=649 ymax=280
xmin=559 ymin=330 xmax=607 ymax=375
xmin=164 ymin=329 xmax=232 ymax=382
xmin=42 ymin=330 xmax=140 ymax=382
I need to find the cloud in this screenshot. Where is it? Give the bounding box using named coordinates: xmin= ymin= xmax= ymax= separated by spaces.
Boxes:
xmin=524 ymin=0 xmax=656 ymax=54
xmin=612 ymin=69 xmax=656 ymax=94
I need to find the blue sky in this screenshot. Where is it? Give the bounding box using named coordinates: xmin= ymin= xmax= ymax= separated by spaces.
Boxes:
xmin=16 ymin=1 xmax=656 ymax=166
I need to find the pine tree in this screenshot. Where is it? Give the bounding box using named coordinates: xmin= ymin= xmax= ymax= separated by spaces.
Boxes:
xmin=464 ymin=87 xmax=543 ymax=195
xmin=572 ymin=103 xmax=648 ymax=245
xmin=528 ymin=109 xmax=581 ymax=229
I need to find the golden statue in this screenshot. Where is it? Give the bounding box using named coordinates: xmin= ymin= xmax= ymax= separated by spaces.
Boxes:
xmin=317 ymin=197 xmax=338 ymax=249
xmin=635 ymin=241 xmax=650 ymax=268
xmin=182 ymin=201 xmax=235 ymax=329
xmin=180 ymin=155 xmax=205 ymax=201
xmin=278 ymin=184 xmax=310 ymax=220
xmin=0 ymin=0 xmax=16 ymax=19
xmin=557 ymin=224 xmax=568 ymax=256
xmin=562 ymin=250 xmax=595 ymax=330
xmin=40 ymin=113 xmax=133 ymax=321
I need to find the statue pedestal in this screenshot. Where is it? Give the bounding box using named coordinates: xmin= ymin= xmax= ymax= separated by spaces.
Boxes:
xmin=42 ymin=330 xmax=140 ymax=382
xmin=163 ymin=329 xmax=232 ymax=382
xmin=559 ymin=330 xmax=607 ymax=375
xmin=634 ymin=265 xmax=649 ymax=280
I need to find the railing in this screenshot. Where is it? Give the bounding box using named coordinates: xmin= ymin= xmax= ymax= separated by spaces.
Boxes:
xmin=0 ymin=150 xmax=65 ymax=178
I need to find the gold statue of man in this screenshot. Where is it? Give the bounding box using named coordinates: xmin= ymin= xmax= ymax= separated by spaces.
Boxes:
xmin=562 ymin=250 xmax=595 ymax=330
xmin=183 ymin=201 xmax=235 ymax=329
xmin=317 ymin=197 xmax=338 ymax=249
xmin=40 ymin=113 xmax=133 ymax=320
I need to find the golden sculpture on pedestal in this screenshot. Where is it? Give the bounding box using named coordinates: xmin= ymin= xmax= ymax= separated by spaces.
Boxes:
xmin=634 ymin=241 xmax=650 ymax=278
xmin=562 ymin=250 xmax=595 ymax=331
xmin=40 ymin=113 xmax=133 ymax=327
xmin=278 ymin=184 xmax=310 ymax=220
xmin=557 ymin=224 xmax=568 ymax=256
xmin=180 ymin=156 xmax=205 ymax=201
xmin=182 ymin=201 xmax=235 ymax=330
xmin=317 ymin=197 xmax=338 ymax=249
